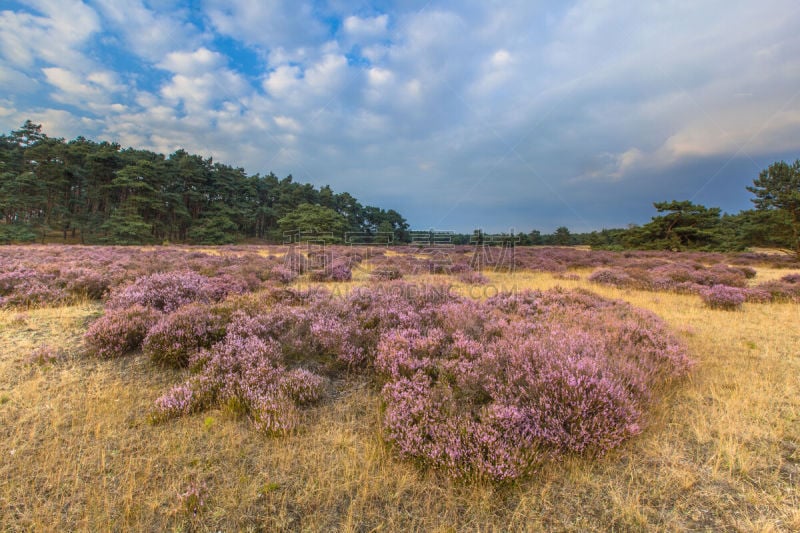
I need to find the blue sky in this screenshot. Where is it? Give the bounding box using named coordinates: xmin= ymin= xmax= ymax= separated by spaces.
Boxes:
xmin=1 ymin=1 xmax=800 ymax=232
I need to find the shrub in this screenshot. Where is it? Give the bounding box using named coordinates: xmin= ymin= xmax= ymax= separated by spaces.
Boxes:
xmin=457 ymin=270 xmax=490 ymax=285
xmin=308 ymin=260 xmax=352 ymax=282
xmin=153 ymin=334 xmax=326 ymax=434
xmin=84 ymin=305 xmax=162 ymax=359
xmin=26 ymin=343 xmax=66 ymax=365
xmin=699 ymin=285 xmax=746 ymax=310
xmin=369 ymin=267 xmax=403 ymax=281
xmin=588 ymin=268 xmax=634 ymax=288
xmin=269 ymin=266 xmax=297 ymax=284
xmin=143 ymin=304 xmax=227 ymax=367
xmin=106 ymin=271 xmax=223 ymax=312
xmin=136 ymin=278 xmax=692 ymax=482
xmin=736 ymin=266 xmax=758 ymax=279
xmin=377 ymin=288 xmax=692 ymax=480
xmin=744 ymin=288 xmax=772 ymax=303
xmin=62 ymin=268 xmax=111 ymax=299
xmin=780 ymin=273 xmax=800 ymax=284
xmin=755 ymin=280 xmax=800 ymax=302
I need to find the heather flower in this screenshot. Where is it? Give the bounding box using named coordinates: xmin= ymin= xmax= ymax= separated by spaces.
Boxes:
xmin=753 ymin=280 xmax=800 ymax=302
xmin=780 ymin=273 xmax=800 ymax=284
xmin=699 ymin=285 xmax=746 ymax=310
xmin=84 ymin=305 xmax=162 ymax=359
xmin=588 ymin=268 xmax=635 ymax=288
xmin=456 ymin=270 xmax=490 ymax=285
xmin=376 ymin=288 xmax=692 ymax=480
xmin=106 ymin=270 xmax=223 ymax=312
xmin=177 ymin=480 xmax=207 ymax=516
xmin=143 ymin=304 xmax=227 ymax=367
xmin=61 ymin=267 xmax=111 ymax=299
xmin=369 ymin=266 xmax=403 ymax=281
xmin=308 ymin=260 xmax=352 ymax=282
xmin=152 ymin=334 xmax=326 ymax=435
xmin=26 ymin=343 xmax=66 ymax=365
xmin=269 ymin=265 xmax=297 ymax=284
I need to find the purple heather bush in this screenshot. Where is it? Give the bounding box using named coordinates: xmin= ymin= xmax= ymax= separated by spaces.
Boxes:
xmin=375 ymin=288 xmax=692 ymax=480
xmin=153 ymin=334 xmax=326 ymax=434
xmin=84 ymin=305 xmax=162 ymax=359
xmin=106 ymin=270 xmax=224 ymax=312
xmin=0 ymin=246 xmax=707 ymax=482
xmin=456 ymin=270 xmax=490 ymax=285
xmin=743 ymin=288 xmax=772 ymax=303
xmin=588 ymin=268 xmax=635 ymax=288
xmin=269 ymin=265 xmax=298 ymax=284
xmin=699 ymin=285 xmax=747 ymax=310
xmin=142 ymin=303 xmax=228 ymax=367
xmin=369 ymin=266 xmax=403 ymax=281
xmin=61 ymin=267 xmax=111 ymax=299
xmin=0 ymin=268 xmax=68 ymax=308
xmin=754 ymin=279 xmax=800 ymax=302
xmin=26 ymin=343 xmax=66 ymax=365
xmin=780 ymin=273 xmax=800 ymax=284
xmin=736 ymin=266 xmax=758 ymax=279
xmin=308 ymin=260 xmax=353 ymax=282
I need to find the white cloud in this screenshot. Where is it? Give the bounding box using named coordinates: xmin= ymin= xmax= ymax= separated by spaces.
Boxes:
xmin=367 ymin=67 xmax=393 ymax=86
xmin=343 ymin=14 xmax=388 ymax=41
xmin=204 ymin=0 xmax=326 ymax=51
xmin=158 ymin=48 xmax=226 ymax=75
xmin=43 ymin=67 xmax=103 ymax=98
xmin=41 ymin=67 xmax=124 ymax=108
xmin=90 ymin=0 xmax=202 ymax=62
xmin=274 ymin=115 xmax=301 ymax=132
xmin=160 ymin=70 xmax=250 ymax=112
xmin=263 ymin=65 xmax=302 ymax=98
xmin=305 ymin=54 xmax=348 ymax=93
xmin=0 ymin=0 xmax=100 ymax=70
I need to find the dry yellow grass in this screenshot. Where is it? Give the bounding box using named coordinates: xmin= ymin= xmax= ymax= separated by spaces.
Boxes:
xmin=1 ymin=269 xmax=799 ymax=531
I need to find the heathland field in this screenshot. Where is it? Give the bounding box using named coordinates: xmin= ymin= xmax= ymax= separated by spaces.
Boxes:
xmin=1 ymin=245 xmax=798 ymax=531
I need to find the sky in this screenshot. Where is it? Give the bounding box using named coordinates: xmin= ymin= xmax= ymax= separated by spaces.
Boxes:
xmin=1 ymin=0 xmax=800 ymax=233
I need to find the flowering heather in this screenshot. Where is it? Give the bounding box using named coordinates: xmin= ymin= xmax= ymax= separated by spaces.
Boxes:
xmin=699 ymin=285 xmax=747 ymax=310
xmin=106 ymin=271 xmax=225 ymax=312
xmin=0 ymin=246 xmax=710 ymax=482
xmin=589 ymin=261 xmax=751 ymax=295
xmin=369 ymin=266 xmax=403 ymax=281
xmin=84 ymin=305 xmax=162 ymax=359
xmin=754 ymin=279 xmax=800 ymax=302
xmin=26 ymin=343 xmax=66 ymax=365
xmin=142 ymin=303 xmax=228 ymax=367
xmin=456 ymin=270 xmax=490 ymax=285
xmin=372 ymin=288 xmax=693 ymax=480
xmin=781 ymin=273 xmax=800 ymax=284
xmin=60 ymin=267 xmax=111 ymax=299
xmin=588 ymin=268 xmax=636 ymax=288
xmin=308 ymin=260 xmax=353 ymax=282
xmin=269 ymin=265 xmax=297 ymax=284
xmin=144 ymin=280 xmax=694 ymax=481
xmin=177 ymin=480 xmax=207 ymax=516
xmin=736 ymin=266 xmax=758 ymax=279
xmin=153 ymin=334 xmax=326 ymax=434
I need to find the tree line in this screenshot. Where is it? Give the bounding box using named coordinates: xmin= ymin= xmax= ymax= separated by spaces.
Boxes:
xmin=1 ymin=121 xmax=798 ymax=256
xmin=566 ymin=159 xmax=799 ymax=259
xmin=442 ymin=160 xmax=800 ymax=259
xmin=0 ymin=121 xmax=409 ymax=244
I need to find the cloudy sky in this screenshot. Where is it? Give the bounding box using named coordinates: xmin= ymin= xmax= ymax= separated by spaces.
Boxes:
xmin=1 ymin=1 xmax=799 ymax=232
